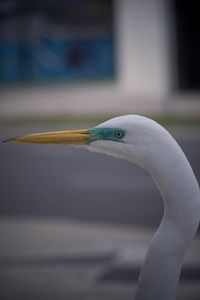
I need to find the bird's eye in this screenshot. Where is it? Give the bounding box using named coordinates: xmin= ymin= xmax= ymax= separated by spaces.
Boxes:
xmin=115 ymin=130 xmax=124 ymax=139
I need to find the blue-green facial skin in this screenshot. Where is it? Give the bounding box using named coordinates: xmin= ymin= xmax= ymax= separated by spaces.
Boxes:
xmin=88 ymin=128 xmax=126 ymax=144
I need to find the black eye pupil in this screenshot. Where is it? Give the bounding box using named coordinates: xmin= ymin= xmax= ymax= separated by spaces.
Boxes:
xmin=115 ymin=131 xmax=123 ymax=139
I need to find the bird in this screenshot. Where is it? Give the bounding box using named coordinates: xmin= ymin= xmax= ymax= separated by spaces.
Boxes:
xmin=4 ymin=114 xmax=200 ymax=300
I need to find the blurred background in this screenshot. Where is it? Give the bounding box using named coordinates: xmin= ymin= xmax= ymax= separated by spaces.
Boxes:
xmin=0 ymin=0 xmax=200 ymax=299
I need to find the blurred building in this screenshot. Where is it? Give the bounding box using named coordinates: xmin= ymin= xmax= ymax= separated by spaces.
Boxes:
xmin=0 ymin=0 xmax=200 ymax=117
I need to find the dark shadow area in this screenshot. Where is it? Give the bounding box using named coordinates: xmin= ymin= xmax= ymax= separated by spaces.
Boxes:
xmin=173 ymin=0 xmax=200 ymax=90
xmin=100 ymin=265 xmax=200 ymax=283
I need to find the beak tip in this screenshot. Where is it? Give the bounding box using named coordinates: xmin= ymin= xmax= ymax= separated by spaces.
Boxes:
xmin=2 ymin=138 xmax=15 ymax=143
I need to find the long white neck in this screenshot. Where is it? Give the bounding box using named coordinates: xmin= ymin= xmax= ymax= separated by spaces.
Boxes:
xmin=134 ymin=135 xmax=200 ymax=300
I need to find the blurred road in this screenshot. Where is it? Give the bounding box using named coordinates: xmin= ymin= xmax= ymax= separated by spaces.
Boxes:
xmin=1 ymin=125 xmax=200 ymax=229
xmin=0 ymin=217 xmax=200 ymax=300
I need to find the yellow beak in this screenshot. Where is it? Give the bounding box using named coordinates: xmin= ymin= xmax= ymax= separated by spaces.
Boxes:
xmin=4 ymin=129 xmax=97 ymax=145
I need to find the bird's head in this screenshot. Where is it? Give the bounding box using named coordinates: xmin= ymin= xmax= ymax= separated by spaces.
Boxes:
xmin=5 ymin=115 xmax=168 ymax=168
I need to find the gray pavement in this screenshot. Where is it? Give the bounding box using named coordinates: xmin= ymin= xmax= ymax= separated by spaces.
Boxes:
xmin=0 ymin=217 xmax=200 ymax=300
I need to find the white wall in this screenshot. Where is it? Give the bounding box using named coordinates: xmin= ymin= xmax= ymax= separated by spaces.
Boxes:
xmin=115 ymin=0 xmax=171 ymax=98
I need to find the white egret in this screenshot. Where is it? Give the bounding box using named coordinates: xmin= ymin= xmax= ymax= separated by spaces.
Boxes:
xmin=5 ymin=115 xmax=200 ymax=300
